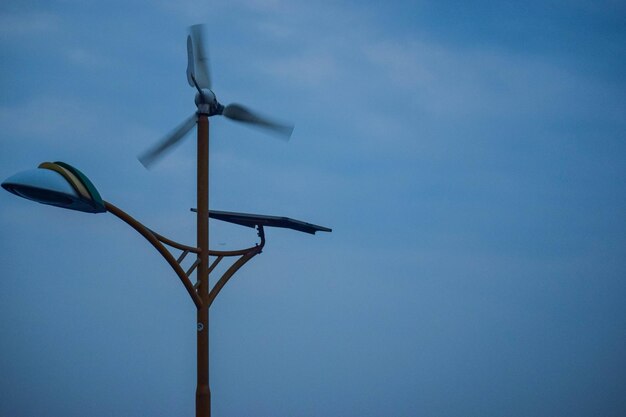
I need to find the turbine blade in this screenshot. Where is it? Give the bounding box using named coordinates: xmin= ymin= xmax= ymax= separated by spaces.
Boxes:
xmin=138 ymin=114 xmax=197 ymax=168
xmin=222 ymin=103 xmax=294 ymax=139
xmin=186 ymin=35 xmax=195 ymax=87
xmin=189 ymin=24 xmax=211 ymax=89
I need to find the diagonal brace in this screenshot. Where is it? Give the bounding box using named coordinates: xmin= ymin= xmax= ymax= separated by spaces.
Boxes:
xmin=207 ymin=226 xmax=265 ymax=308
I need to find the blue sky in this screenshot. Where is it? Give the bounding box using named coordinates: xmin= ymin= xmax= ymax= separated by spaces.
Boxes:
xmin=1 ymin=1 xmax=625 ymax=416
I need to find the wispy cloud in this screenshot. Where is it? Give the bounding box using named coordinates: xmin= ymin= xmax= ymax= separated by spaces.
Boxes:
xmin=65 ymin=48 xmax=112 ymax=69
xmin=0 ymin=96 xmax=97 ymax=139
xmin=363 ymin=38 xmax=624 ymax=123
xmin=259 ymin=51 xmax=340 ymax=87
xmin=0 ymin=11 xmax=59 ymax=38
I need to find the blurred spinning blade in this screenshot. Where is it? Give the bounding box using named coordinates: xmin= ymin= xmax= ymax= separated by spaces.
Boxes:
xmin=138 ymin=114 xmax=197 ymax=168
xmin=222 ymin=104 xmax=294 ymax=139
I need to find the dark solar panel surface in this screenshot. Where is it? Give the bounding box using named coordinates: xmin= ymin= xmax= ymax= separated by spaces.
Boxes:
xmin=191 ymin=209 xmax=332 ymax=235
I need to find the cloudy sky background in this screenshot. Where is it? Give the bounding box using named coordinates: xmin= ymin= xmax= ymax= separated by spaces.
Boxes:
xmin=1 ymin=1 xmax=625 ymax=416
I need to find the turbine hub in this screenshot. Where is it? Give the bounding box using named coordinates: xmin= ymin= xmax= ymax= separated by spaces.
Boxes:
xmin=195 ymin=89 xmax=222 ymax=116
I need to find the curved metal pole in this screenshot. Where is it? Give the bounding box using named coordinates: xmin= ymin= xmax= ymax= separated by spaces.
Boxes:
xmin=152 ymin=230 xmax=200 ymax=254
xmin=208 ymin=246 xmax=262 ymax=257
xmin=104 ymin=201 xmax=202 ymax=309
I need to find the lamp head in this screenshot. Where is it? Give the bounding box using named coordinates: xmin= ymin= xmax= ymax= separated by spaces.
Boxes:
xmin=2 ymin=162 xmax=105 ymax=214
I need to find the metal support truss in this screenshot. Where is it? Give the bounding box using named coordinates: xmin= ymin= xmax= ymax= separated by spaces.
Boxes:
xmin=103 ymin=200 xmax=265 ymax=310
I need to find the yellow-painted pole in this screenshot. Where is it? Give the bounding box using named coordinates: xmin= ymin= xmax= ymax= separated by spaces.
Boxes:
xmin=196 ymin=114 xmax=210 ymax=417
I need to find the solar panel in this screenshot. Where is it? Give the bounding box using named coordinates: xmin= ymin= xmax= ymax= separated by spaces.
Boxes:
xmin=191 ymin=209 xmax=332 ymax=235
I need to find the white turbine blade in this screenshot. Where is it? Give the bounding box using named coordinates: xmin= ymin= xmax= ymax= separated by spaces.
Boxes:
xmin=138 ymin=113 xmax=197 ymax=168
xmin=189 ymin=24 xmax=211 ymax=89
xmin=222 ymin=103 xmax=294 ymax=140
xmin=186 ymin=35 xmax=195 ymax=87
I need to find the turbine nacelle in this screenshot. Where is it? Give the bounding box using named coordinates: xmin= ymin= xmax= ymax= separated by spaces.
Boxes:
xmin=194 ymin=89 xmax=223 ymax=116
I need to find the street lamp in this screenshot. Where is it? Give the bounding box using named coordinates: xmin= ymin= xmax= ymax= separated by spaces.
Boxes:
xmin=2 ymin=160 xmax=331 ymax=416
xmin=2 ymin=161 xmax=105 ymax=213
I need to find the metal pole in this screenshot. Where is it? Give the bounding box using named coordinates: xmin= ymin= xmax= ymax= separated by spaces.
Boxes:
xmin=196 ymin=114 xmax=210 ymax=417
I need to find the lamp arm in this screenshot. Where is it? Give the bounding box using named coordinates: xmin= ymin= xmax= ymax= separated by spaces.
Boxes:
xmin=104 ymin=201 xmax=202 ymax=309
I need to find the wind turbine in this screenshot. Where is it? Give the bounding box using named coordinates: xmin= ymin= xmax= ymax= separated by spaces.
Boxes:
xmin=138 ymin=24 xmax=293 ymax=417
xmin=138 ymin=24 xmax=293 ymax=168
